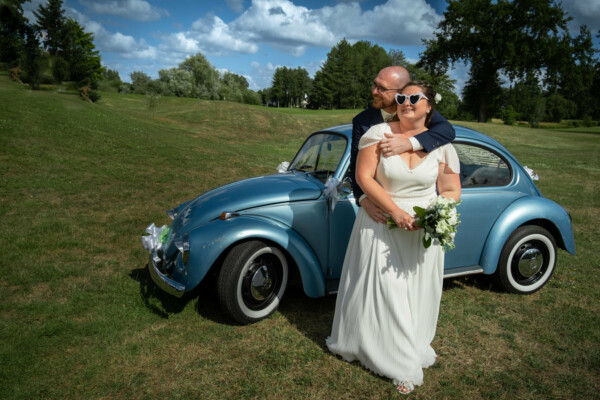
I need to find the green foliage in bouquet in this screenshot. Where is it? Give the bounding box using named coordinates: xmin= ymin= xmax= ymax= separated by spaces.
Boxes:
xmin=388 ymin=195 xmax=461 ymax=252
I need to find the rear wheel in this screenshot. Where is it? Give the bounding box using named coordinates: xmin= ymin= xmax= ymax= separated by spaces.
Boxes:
xmin=217 ymin=240 xmax=288 ymax=324
xmin=495 ymin=226 xmax=556 ymax=294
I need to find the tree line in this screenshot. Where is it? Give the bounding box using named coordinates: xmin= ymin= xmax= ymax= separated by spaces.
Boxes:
xmin=2 ymin=0 xmax=598 ymax=124
xmin=262 ymin=0 xmax=598 ymax=125
xmin=121 ymin=53 xmax=262 ymax=105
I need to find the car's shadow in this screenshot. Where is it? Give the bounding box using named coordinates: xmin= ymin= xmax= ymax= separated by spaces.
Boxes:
xmin=277 ymin=284 xmax=337 ymax=347
xmin=442 ymin=273 xmax=500 ymax=293
xmin=131 ymin=264 xmax=501 ymax=337
xmin=130 ymin=265 xmax=232 ymax=324
xmin=277 ymin=274 xmax=501 ymax=349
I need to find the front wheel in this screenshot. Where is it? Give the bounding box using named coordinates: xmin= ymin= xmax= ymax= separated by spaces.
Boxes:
xmin=217 ymin=240 xmax=289 ymax=324
xmin=495 ymin=225 xmax=557 ymax=294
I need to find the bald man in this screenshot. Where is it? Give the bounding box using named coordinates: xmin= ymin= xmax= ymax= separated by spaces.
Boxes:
xmin=350 ymin=66 xmax=455 ymax=223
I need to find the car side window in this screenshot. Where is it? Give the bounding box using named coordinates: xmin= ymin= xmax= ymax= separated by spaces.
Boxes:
xmin=454 ymin=143 xmax=511 ymax=188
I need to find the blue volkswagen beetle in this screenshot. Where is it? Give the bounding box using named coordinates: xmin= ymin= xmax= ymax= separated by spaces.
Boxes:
xmin=142 ymin=124 xmax=575 ymax=324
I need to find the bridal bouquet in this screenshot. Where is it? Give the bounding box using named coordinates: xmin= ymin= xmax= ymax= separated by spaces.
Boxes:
xmin=388 ymin=195 xmax=461 ymax=252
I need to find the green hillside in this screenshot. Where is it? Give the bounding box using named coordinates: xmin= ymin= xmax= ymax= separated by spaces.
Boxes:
xmin=1 ymin=73 xmax=599 ymax=399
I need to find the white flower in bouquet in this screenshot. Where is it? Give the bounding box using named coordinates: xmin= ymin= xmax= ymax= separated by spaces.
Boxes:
xmin=387 ymin=195 xmax=461 ymax=252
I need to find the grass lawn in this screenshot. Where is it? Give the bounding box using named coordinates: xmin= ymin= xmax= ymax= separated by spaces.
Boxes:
xmin=1 ymin=73 xmax=599 ymax=399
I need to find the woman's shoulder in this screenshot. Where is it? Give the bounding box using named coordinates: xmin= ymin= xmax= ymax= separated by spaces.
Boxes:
xmin=359 ymin=123 xmax=389 ymax=149
xmin=434 ymin=143 xmax=460 ymax=172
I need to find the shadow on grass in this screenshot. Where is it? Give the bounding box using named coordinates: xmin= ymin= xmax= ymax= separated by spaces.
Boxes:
xmin=278 ymin=274 xmax=501 ymax=351
xmin=442 ymin=273 xmax=500 ymax=293
xmin=129 ymin=265 xmax=234 ymax=325
xmin=129 ymin=265 xmax=190 ymax=318
xmin=278 ymin=284 xmax=337 ymax=349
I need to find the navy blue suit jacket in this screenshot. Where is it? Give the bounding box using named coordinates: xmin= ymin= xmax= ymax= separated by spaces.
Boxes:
xmin=350 ymin=108 xmax=455 ymax=203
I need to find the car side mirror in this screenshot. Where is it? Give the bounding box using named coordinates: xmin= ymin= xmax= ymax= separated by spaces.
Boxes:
xmin=338 ymin=177 xmax=352 ymax=199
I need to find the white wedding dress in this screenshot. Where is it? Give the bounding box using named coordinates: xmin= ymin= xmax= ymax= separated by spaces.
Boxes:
xmin=326 ymin=123 xmax=460 ymax=387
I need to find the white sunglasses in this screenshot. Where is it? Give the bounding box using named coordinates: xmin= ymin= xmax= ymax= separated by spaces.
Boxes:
xmin=395 ymin=92 xmax=429 ymax=105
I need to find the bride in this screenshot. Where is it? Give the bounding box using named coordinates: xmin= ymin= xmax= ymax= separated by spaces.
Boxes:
xmin=326 ymin=81 xmax=461 ymax=394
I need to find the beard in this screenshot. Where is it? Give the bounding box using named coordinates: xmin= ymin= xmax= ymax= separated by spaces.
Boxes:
xmin=372 ymin=95 xmax=395 ymax=110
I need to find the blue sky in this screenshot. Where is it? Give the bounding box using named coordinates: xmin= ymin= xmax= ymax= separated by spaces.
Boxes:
xmin=22 ymin=0 xmax=600 ymax=93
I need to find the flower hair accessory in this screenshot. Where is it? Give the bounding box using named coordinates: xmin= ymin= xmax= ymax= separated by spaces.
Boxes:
xmin=434 ymin=93 xmax=442 ymax=104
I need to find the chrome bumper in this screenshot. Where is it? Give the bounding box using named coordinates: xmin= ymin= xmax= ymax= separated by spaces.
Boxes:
xmin=148 ymin=254 xmax=186 ymax=297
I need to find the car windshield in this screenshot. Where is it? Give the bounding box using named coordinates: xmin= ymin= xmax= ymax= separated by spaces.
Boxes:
xmin=288 ymin=132 xmax=347 ymax=182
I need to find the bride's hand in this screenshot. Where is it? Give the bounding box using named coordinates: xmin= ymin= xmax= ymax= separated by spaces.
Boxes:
xmin=391 ymin=209 xmax=416 ymax=231
xmin=380 ymin=133 xmax=413 ymax=157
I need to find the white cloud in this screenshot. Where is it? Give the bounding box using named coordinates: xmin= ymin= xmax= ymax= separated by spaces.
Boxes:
xmin=232 ymin=0 xmax=338 ymax=53
xmin=188 ymin=15 xmax=259 ymax=54
xmin=218 ymin=0 xmax=442 ymax=56
xmin=69 ymin=9 xmax=159 ymax=59
xmin=79 ymin=0 xmax=168 ymax=22
xmin=160 ymin=32 xmax=201 ymax=55
xmin=315 ymin=0 xmax=441 ymax=46
xmin=562 ymin=0 xmax=600 ymax=34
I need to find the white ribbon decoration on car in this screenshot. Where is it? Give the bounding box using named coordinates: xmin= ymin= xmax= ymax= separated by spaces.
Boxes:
xmin=324 ymin=177 xmax=342 ymax=211
xmin=523 ymin=166 xmax=539 ymax=181
xmin=141 ymin=223 xmax=167 ymax=252
xmin=276 ymin=161 xmax=289 ymax=173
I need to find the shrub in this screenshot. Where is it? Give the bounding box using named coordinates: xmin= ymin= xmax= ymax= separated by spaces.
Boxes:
xmin=88 ymin=90 xmax=101 ymax=103
xmin=79 ymin=85 xmax=100 ymax=102
xmin=146 ymin=92 xmax=161 ymax=111
xmin=119 ymin=83 xmax=133 ymax=94
xmin=582 ymin=116 xmax=596 ymax=127
xmin=501 ymin=106 xmax=518 ymax=125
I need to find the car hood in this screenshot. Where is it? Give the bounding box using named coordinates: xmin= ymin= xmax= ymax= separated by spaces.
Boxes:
xmin=168 ymin=171 xmax=322 ymax=235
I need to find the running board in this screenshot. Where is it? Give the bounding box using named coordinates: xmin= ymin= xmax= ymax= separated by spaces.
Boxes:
xmin=443 ymin=265 xmax=484 ymax=278
xmin=327 ymin=265 xmax=486 ymax=295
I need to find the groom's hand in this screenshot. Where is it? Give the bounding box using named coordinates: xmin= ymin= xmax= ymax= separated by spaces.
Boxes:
xmin=380 ymin=132 xmax=413 ymax=157
xmin=361 ymin=197 xmax=388 ymax=224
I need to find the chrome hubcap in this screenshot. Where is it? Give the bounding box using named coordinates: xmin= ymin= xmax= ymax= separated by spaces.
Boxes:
xmin=250 ymin=265 xmax=273 ymax=301
xmin=517 ymin=247 xmax=544 ymax=278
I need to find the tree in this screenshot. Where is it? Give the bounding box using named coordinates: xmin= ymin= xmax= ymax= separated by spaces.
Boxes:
xmin=309 ymin=69 xmax=333 ymax=109
xmin=502 ymin=77 xmax=544 ymax=125
xmin=22 ymin=25 xmax=43 ymax=89
xmin=220 ymin=71 xmax=249 ymax=102
xmin=60 ymin=18 xmax=104 ymax=84
xmin=33 ymin=0 xmax=65 ymax=56
xmin=100 ymin=68 xmax=122 ymax=92
xmin=420 ymin=0 xmax=571 ymax=122
xmin=544 ymin=94 xmax=576 ymax=122
xmin=308 ymin=40 xmax=391 ymax=109
xmin=0 ymin=0 xmax=29 ymax=64
xmin=269 ymin=66 xmax=312 ymax=107
xmin=159 ymin=68 xmax=193 ymax=97
xmin=388 ymin=49 xmax=407 ymax=67
xmin=130 ymin=71 xmax=152 ymax=94
xmin=545 ymin=26 xmax=599 ymax=119
xmin=178 ymin=53 xmax=220 ymax=99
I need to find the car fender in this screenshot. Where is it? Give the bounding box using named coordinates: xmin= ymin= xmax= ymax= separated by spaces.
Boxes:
xmin=480 ymin=196 xmax=575 ymax=274
xmin=184 ymin=215 xmax=326 ymax=297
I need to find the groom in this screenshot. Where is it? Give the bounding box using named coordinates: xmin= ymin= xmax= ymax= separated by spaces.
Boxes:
xmin=350 ymin=66 xmax=456 ymax=223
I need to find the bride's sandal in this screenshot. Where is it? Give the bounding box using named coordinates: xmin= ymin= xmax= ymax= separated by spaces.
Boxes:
xmin=396 ymin=381 xmax=414 ymax=395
